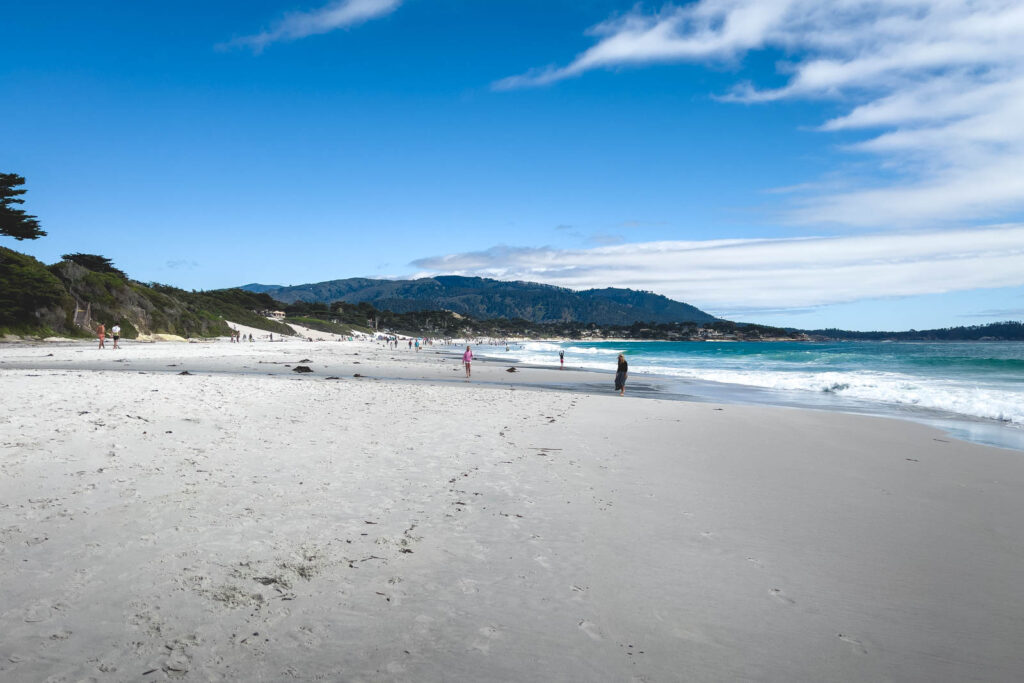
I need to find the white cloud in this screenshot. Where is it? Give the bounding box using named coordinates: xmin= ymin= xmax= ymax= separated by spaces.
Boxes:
xmin=496 ymin=1 xmax=1024 ymax=227
xmin=226 ymin=0 xmax=401 ymax=52
xmin=962 ymin=307 xmax=1024 ymax=317
xmin=411 ymin=225 xmax=1024 ymax=315
xmin=493 ymin=0 xmax=791 ymax=90
xmin=166 ymin=259 xmax=199 ymax=270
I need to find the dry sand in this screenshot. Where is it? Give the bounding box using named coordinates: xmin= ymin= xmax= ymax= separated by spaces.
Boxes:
xmin=2 ymin=338 xmax=1023 ymax=682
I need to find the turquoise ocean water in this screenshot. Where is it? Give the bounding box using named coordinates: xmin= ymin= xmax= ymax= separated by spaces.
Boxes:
xmin=492 ymin=340 xmax=1024 ymax=450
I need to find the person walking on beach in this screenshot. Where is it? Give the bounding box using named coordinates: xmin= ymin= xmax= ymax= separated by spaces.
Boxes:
xmin=559 ymin=349 xmax=564 ymax=369
xmin=463 ymin=345 xmax=473 ymax=379
xmin=614 ymin=353 xmax=628 ymax=396
xmin=96 ymin=323 xmax=106 ymax=349
xmin=111 ymin=323 xmax=121 ymax=349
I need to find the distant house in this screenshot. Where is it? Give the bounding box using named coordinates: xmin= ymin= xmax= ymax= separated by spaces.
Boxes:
xmin=269 ymin=310 xmax=286 ymax=320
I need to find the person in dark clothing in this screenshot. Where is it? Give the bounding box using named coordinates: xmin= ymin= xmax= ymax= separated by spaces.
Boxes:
xmin=614 ymin=354 xmax=628 ymax=396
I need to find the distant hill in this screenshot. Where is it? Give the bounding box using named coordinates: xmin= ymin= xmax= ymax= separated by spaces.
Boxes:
xmin=803 ymin=321 xmax=1024 ymax=341
xmin=240 ymin=276 xmax=718 ymax=325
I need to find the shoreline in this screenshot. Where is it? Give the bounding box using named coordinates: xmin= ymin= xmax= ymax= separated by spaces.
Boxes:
xmin=3 ymin=337 xmax=1022 ymax=452
xmin=467 ymin=344 xmax=1024 ymax=453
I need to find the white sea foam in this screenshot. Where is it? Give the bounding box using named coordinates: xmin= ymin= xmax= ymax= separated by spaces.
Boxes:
xmin=655 ymin=367 xmax=1024 ymax=425
xmin=563 ymin=345 xmax=622 ymax=356
xmin=520 ymin=341 xmax=562 ymax=352
xmin=521 ymin=342 xmax=621 ymax=356
xmin=512 ymin=344 xmax=1024 ymax=425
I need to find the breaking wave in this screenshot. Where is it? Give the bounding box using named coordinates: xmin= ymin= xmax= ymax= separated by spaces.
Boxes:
xmin=511 ymin=340 xmax=1024 ymax=425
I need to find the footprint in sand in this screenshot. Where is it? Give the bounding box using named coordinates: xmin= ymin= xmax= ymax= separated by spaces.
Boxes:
xmin=128 ymin=605 xmax=165 ymax=637
xmin=470 ymin=625 xmax=502 ymax=653
xmin=61 ymin=567 xmax=94 ymax=603
xmin=533 ymin=555 xmax=551 ymax=569
xmin=578 ymin=620 xmax=604 ymax=641
xmin=23 ymin=602 xmax=54 ymax=623
xmin=770 ymin=588 xmax=796 ymax=606
xmin=291 ymin=625 xmax=323 ymax=649
xmin=163 ymin=640 xmax=193 ymax=678
xmin=838 ymin=633 xmax=868 ymax=654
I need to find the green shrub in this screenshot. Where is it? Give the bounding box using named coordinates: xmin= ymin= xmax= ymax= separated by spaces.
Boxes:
xmin=0 ymin=246 xmax=72 ymax=330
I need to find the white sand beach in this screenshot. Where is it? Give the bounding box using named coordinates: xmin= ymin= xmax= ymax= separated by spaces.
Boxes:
xmin=2 ymin=338 xmax=1024 ymax=681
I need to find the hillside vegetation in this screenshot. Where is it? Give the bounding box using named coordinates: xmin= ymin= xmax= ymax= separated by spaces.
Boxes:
xmin=0 ymin=247 xmax=76 ymax=334
xmin=806 ymin=321 xmax=1024 ymax=341
xmin=242 ymin=275 xmax=718 ymax=326
xmin=280 ymin=299 xmax=802 ymax=341
xmin=0 ymin=247 xmax=295 ymax=339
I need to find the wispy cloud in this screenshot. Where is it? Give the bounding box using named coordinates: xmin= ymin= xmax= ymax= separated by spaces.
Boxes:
xmin=496 ymin=1 xmax=1024 ymax=227
xmin=166 ymin=259 xmax=199 ymax=270
xmin=493 ymin=1 xmax=790 ymax=90
xmin=411 ymin=224 xmax=1024 ymax=315
xmin=225 ymin=0 xmax=401 ymax=52
xmin=961 ymin=307 xmax=1024 ymax=318
xmin=714 ymin=305 xmax=821 ymax=319
xmin=588 ymin=233 xmax=626 ymax=245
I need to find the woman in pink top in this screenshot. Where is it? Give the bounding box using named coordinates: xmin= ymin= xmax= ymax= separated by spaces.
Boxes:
xmin=463 ymin=346 xmax=473 ymax=378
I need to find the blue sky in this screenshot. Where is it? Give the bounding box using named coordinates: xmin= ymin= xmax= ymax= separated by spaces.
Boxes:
xmin=3 ymin=0 xmax=1023 ymax=331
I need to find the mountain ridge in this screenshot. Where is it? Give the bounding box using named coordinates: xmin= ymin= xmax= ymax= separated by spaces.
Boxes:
xmin=239 ymin=275 xmax=719 ymax=326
